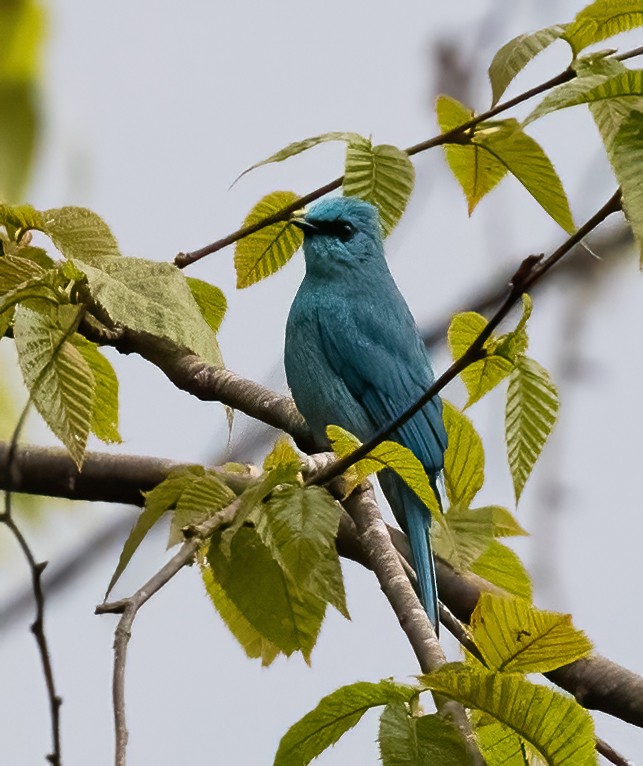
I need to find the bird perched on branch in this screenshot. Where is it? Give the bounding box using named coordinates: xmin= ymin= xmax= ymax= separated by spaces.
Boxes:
xmin=285 ymin=196 xmax=447 ymax=630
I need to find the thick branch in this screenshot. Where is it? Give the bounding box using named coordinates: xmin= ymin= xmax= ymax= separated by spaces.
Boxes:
xmin=3 ymin=441 xmax=643 ymax=729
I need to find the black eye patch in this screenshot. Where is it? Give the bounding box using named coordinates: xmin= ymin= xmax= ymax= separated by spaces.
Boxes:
xmin=311 ymin=219 xmax=356 ymax=242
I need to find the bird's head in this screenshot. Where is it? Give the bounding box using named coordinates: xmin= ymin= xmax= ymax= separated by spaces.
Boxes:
xmin=290 ymin=197 xmax=385 ymax=275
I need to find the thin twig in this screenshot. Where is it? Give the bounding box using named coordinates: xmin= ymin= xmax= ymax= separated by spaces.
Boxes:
xmin=174 ymin=46 xmax=641 ymax=268
xmin=96 ymin=498 xmax=241 ymax=766
xmin=596 ymin=737 xmax=635 ymax=766
xmin=1 ymin=404 xmax=63 ymax=766
xmin=307 ymin=189 xmax=623 ymax=487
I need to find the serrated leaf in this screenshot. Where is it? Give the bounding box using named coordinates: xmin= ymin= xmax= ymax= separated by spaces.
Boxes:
xmin=564 ymin=0 xmax=643 ymax=56
xmin=327 ymin=425 xmax=441 ymax=523
xmin=475 ymin=120 xmax=575 ymax=233
xmin=256 ymin=484 xmax=348 ymax=618
xmin=471 ymin=593 xmax=593 ymax=674
xmin=447 ymin=312 xmax=513 ymax=406
xmin=442 ymin=402 xmax=484 ymax=508
xmin=525 ymin=68 xmax=643 ymax=125
xmin=494 ymin=294 xmax=533 ymax=362
xmin=421 ymin=664 xmax=597 ymax=765
xmin=473 ymin=714 xmax=532 ymax=765
xmin=471 ymin=541 xmax=533 ymax=600
xmin=263 ymin=434 xmax=301 ymax=471
xmin=200 ymin=558 xmax=280 ymax=666
xmin=73 ymin=256 xmax=223 ymax=368
xmin=379 ymin=703 xmax=474 ymax=766
xmin=208 ymin=525 xmax=326 ymax=660
xmin=506 ymin=357 xmax=559 ymax=502
xmin=608 ymin=109 xmax=643 ymax=264
xmin=168 ymin=471 xmax=236 ymax=547
xmin=186 ymin=276 xmax=227 ymax=334
xmin=436 ymin=95 xmax=508 ymax=214
xmin=236 ymin=132 xmax=362 ymax=182
xmin=343 ymin=136 xmax=415 ymax=235
xmin=433 ymin=505 xmax=527 ymax=573
xmin=105 ymin=466 xmax=205 ymax=596
xmin=234 ymin=190 xmax=304 ymax=288
xmin=71 ymin=334 xmax=121 ymax=444
xmin=0 ymin=252 xmax=43 ymax=291
xmin=488 ymin=26 xmax=567 ymax=106
xmin=574 ymin=55 xmax=643 ymax=146
xmin=13 ymin=305 xmax=93 ymax=467
xmin=275 ymin=680 xmax=417 ymax=766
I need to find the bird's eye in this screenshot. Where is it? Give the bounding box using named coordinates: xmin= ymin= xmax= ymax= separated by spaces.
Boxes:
xmin=315 ymin=219 xmax=356 ymax=241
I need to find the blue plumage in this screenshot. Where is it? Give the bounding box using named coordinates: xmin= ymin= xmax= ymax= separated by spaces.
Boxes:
xmin=284 ymin=196 xmax=447 ymax=630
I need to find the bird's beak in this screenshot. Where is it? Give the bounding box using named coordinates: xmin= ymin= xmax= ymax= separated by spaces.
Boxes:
xmin=290 ymin=216 xmax=318 ymax=234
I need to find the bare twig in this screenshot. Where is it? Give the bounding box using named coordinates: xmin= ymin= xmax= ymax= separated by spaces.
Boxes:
xmin=595 ymin=737 xmax=635 ymax=766
xmin=174 ymin=46 xmax=641 ymax=268
xmin=1 ymin=405 xmax=62 ymax=766
xmin=95 ymin=498 xmax=241 ymax=766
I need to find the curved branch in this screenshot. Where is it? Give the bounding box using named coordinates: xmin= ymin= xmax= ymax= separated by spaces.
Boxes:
xmin=2 ymin=441 xmax=643 ymax=729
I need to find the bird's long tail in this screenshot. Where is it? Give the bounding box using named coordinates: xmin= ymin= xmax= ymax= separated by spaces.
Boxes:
xmin=380 ymin=471 xmax=439 ymax=633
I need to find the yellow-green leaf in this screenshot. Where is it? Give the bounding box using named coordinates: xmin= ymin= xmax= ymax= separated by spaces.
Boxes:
xmin=168 ymin=471 xmax=236 ymax=547
xmin=421 ymin=664 xmax=597 ymax=765
xmin=564 ymin=0 xmax=643 ymax=56
xmin=263 ymin=434 xmax=302 ymax=471
xmin=475 ymin=120 xmax=575 ymax=233
xmin=471 ymin=593 xmax=593 ymax=674
xmin=343 ymin=136 xmax=415 ymax=236
xmin=506 ymin=356 xmax=559 ymax=502
xmin=442 ymin=402 xmax=484 ymax=508
xmin=234 ymin=190 xmax=304 ymax=288
xmin=186 ymin=276 xmax=227 ymax=334
xmin=608 ymin=109 xmax=643 ymax=265
xmin=436 ymin=95 xmax=507 ymax=214
xmin=488 ymin=26 xmax=567 ymax=106
xmin=471 ymin=540 xmax=533 ymax=600
xmin=13 ymin=305 xmax=93 ymax=468
xmin=275 ymin=680 xmax=417 ymax=766
xmin=327 ymin=424 xmax=441 ymax=523
xmin=447 ymin=312 xmax=513 ymax=407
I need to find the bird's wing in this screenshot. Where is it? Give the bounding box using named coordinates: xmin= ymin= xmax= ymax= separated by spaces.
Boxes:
xmin=316 ymin=308 xmax=447 ymax=475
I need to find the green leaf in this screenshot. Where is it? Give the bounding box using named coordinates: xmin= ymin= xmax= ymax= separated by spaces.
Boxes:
xmin=379 ymin=703 xmax=474 ymax=766
xmin=105 ymin=467 xmax=206 ymax=596
xmin=421 ymin=664 xmax=597 ymax=765
xmin=564 ymin=0 xmax=643 ymax=56
xmin=14 ymin=305 xmax=93 ymax=468
xmin=208 ymin=525 xmax=326 ymax=661
xmin=200 ymin=558 xmax=280 ymax=666
xmin=274 ymin=680 xmax=417 ymax=766
xmin=442 ymin=402 xmax=484 ymax=508
xmin=234 ymin=190 xmax=304 ymax=288
xmin=73 ymin=256 xmax=223 ymax=368
xmin=574 ymin=55 xmax=643 ymax=146
xmin=236 ymin=132 xmax=361 ymax=181
xmin=447 ymin=311 xmax=513 ymax=406
xmin=433 ymin=505 xmax=527 ymax=573
xmin=506 ymin=356 xmax=559 ymax=502
xmin=327 ymin=425 xmax=442 ymax=522
xmin=475 ymin=120 xmax=575 ymax=233
xmin=473 ymin=714 xmax=531 ymax=765
xmin=168 ymin=471 xmax=236 ymax=547
xmin=488 ymin=26 xmax=567 ymax=106
xmin=471 ymin=593 xmax=593 ymax=674
xmin=263 ymin=434 xmax=302 ymax=471
xmin=608 ymin=109 xmax=643 ymax=264
xmin=256 ymin=484 xmax=348 ymax=618
xmin=436 ymin=95 xmax=508 ymax=214
xmin=525 ymin=68 xmax=643 ymax=125
xmin=343 ymin=136 xmax=415 ymax=235
xmin=0 ymin=253 xmax=44 ymax=291
xmin=71 ymin=334 xmax=121 ymax=444
xmin=471 ymin=541 xmax=533 ymax=600
xmin=186 ymin=277 xmax=227 ymax=334
xmin=494 ymin=294 xmax=533 ymax=362
xmin=0 ymin=0 xmax=45 ymax=82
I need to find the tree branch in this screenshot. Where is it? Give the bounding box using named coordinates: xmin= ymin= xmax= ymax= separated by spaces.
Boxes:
xmin=174 ymin=46 xmax=641 ymax=268
xmin=2 ymin=441 xmax=643 ymax=730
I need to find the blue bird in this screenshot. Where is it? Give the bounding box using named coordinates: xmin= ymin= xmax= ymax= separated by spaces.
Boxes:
xmin=285 ymin=196 xmax=447 ymax=630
